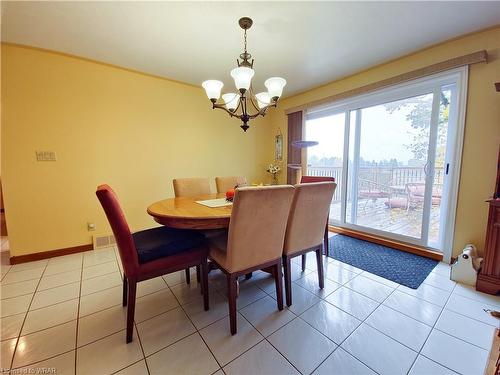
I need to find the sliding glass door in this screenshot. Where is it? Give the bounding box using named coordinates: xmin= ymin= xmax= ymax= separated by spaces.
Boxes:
xmin=304 ymin=69 xmax=466 ymax=256
xmin=305 ymin=112 xmax=345 ymax=221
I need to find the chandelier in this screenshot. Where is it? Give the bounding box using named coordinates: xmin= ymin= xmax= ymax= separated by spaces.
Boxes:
xmin=202 ymin=17 xmax=286 ymax=132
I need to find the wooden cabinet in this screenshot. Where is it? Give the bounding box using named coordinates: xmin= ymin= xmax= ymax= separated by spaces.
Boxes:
xmin=476 ymin=142 xmax=500 ymax=295
xmin=477 ymin=199 xmax=500 ymax=295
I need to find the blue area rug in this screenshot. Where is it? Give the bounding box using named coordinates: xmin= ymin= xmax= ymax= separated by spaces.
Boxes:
xmin=328 ymin=235 xmax=438 ymax=289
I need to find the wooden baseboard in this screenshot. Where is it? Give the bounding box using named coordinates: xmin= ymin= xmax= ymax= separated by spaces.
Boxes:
xmin=328 ymin=226 xmax=443 ymax=261
xmin=10 ymin=244 xmax=93 ymax=264
xmin=476 ymin=273 xmax=500 ymax=295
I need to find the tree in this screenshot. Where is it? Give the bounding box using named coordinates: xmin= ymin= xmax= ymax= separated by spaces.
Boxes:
xmin=385 ymin=91 xmax=450 ymax=163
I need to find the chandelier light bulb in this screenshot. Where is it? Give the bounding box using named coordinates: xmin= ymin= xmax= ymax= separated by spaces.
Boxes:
xmin=230 ymin=67 xmax=255 ymax=93
xmin=265 ymin=77 xmax=287 ymax=101
xmin=222 ymin=93 xmax=239 ymax=112
xmin=202 ymin=80 xmax=224 ymax=102
xmin=255 ymin=92 xmax=271 ymax=109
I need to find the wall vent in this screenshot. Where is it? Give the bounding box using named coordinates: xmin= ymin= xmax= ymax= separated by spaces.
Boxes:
xmin=93 ymin=234 xmax=116 ymax=250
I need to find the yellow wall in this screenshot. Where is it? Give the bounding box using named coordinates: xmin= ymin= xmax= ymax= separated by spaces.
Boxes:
xmin=267 ymin=27 xmax=500 ymax=257
xmin=1 ymin=44 xmax=271 ymax=256
xmin=2 ymin=26 xmax=499 ymax=259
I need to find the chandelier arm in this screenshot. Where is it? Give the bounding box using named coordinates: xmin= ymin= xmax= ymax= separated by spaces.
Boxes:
xmin=212 ymin=103 xmax=239 ymax=117
xmin=247 ymin=102 xmax=277 ymax=119
xmin=233 ymin=95 xmax=244 ymax=114
xmin=247 ymin=93 xmax=262 ymax=113
xmin=242 ymin=95 xmax=248 ymax=115
xmin=247 ymin=87 xmax=275 ymax=113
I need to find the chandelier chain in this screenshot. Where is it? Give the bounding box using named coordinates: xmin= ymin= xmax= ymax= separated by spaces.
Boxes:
xmin=244 ymin=29 xmax=247 ymax=54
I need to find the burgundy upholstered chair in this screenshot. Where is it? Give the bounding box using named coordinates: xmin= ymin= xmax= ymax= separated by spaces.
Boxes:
xmin=300 ymin=176 xmax=335 ymax=269
xmin=96 ymin=184 xmax=209 ymax=343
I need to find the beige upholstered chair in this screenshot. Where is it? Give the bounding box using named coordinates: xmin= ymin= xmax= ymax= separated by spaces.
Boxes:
xmin=209 ymin=185 xmax=295 ymax=334
xmin=173 ymin=177 xmax=211 ymax=284
xmin=215 ymin=176 xmax=248 ymax=193
xmin=173 ymin=177 xmax=211 ymax=198
xmin=283 ymin=182 xmax=336 ymax=306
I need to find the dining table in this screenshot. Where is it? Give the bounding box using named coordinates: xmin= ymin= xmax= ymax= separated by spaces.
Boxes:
xmin=147 ymin=193 xmax=232 ymax=230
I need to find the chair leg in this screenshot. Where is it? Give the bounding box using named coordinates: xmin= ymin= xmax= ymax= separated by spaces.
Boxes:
xmin=274 ymin=261 xmax=284 ymax=311
xmin=185 ymin=268 xmax=191 ymax=284
xmin=324 ymin=224 xmax=329 ymax=256
xmin=316 ymin=248 xmax=325 ymax=289
xmin=196 ymin=265 xmax=203 ymax=294
xmin=122 ymin=274 xmax=128 ymax=307
xmin=283 ymin=256 xmax=293 ymax=307
xmin=201 ymin=259 xmax=209 ymax=311
xmin=301 ymin=254 xmax=306 ymax=272
xmin=227 ymin=274 xmax=238 ymax=335
xmin=126 ymin=279 xmax=137 ymax=343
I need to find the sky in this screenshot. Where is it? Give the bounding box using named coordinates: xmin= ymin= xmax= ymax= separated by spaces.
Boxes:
xmin=305 ymin=95 xmax=433 ymax=165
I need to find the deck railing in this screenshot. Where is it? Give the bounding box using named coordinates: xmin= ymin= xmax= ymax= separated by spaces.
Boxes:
xmin=306 ymin=165 xmax=444 ymax=202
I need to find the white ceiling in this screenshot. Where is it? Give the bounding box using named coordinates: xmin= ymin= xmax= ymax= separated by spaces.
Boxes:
xmin=2 ymin=1 xmax=499 ymax=96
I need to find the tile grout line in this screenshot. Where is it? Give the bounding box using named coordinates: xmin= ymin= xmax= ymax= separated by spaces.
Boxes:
xmin=8 ymin=260 xmax=49 ymax=371
xmin=268 ymin=260 xmax=389 ymax=373
xmin=306 ymin=272 xmax=399 ymax=375
xmin=4 ymin=252 xmax=491 ymax=374
xmin=168 ymin=271 xmax=291 ymax=373
xmin=340 ymin=265 xmax=466 ymax=366
xmin=131 ymin=268 xmax=256 ymax=373
xmin=73 ymin=251 xmax=85 ymax=374
xmin=18 ymin=282 xmax=186 ymax=355
xmin=239 ymin=266 xmax=345 ymax=374
xmin=132 ymin=313 xmax=151 ymax=374
xmin=301 ymin=257 xmax=447 ymax=373
xmin=431 ymin=325 xmax=493 ymax=352
xmin=171 ymin=274 xmax=225 ymax=372
xmin=15 ymin=316 xmax=79 ymax=338
xmin=10 ymin=350 xmax=77 ymax=371
xmin=219 ymin=279 xmax=303 ymax=373
xmin=109 ymin=358 xmax=145 ymax=375
xmin=389 ymin=286 xmax=499 ymax=334
xmin=404 ymin=282 xmax=458 ymax=375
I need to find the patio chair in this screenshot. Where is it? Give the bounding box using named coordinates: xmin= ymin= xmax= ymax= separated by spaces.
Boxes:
xmin=358 ymin=179 xmax=391 ymax=211
xmin=406 ymin=182 xmax=442 ymax=211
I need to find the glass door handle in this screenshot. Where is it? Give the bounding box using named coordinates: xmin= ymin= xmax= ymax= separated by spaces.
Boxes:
xmin=424 ymin=161 xmax=429 ymax=175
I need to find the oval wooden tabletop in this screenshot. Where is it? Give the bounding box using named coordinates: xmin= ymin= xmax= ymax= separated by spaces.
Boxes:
xmin=147 ymin=193 xmax=232 ymax=229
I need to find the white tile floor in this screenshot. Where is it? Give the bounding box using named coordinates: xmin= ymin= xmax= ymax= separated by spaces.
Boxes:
xmin=0 ymin=244 xmax=499 ymax=375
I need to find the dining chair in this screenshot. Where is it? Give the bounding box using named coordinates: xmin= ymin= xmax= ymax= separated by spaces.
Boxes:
xmin=173 ymin=177 xmax=211 ymax=284
xmin=215 ymin=176 xmax=248 ymax=193
xmin=173 ymin=177 xmax=211 ymax=198
xmin=283 ymin=182 xmax=336 ymax=306
xmin=96 ymin=184 xmax=209 ymax=343
xmin=208 ymin=185 xmax=295 ymax=334
xmin=300 ymin=175 xmax=335 ymax=269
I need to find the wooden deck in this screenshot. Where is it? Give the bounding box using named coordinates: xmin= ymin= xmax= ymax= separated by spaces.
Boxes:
xmin=329 ymin=198 xmax=441 ymax=244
